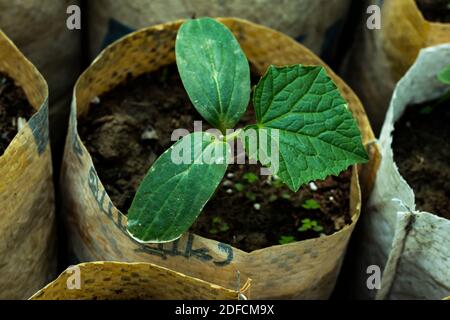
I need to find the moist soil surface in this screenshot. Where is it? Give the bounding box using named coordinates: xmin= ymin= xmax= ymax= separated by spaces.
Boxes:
xmin=0 ymin=73 xmax=33 ymax=156
xmin=393 ymin=96 xmax=450 ymax=219
xmin=416 ymin=0 xmax=450 ymax=23
xmin=79 ymin=65 xmax=352 ymax=252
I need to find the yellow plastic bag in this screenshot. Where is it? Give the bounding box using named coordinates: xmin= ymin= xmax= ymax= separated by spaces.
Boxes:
xmin=87 ymin=0 xmax=351 ymax=59
xmin=0 ymin=30 xmax=55 ymax=299
xmin=31 ymin=261 xmax=250 ymax=300
xmin=343 ymin=0 xmax=450 ymax=132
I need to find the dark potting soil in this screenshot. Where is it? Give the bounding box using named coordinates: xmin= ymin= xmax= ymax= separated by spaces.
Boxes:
xmin=0 ymin=73 xmax=33 ymax=156
xmin=393 ymin=97 xmax=450 ymax=219
xmin=79 ymin=65 xmax=352 ymax=252
xmin=416 ymin=0 xmax=450 ymax=23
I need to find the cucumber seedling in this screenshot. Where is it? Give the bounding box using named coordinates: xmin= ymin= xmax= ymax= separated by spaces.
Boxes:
xmin=126 ymin=17 xmax=368 ymax=243
xmin=420 ymin=64 xmax=450 ymax=114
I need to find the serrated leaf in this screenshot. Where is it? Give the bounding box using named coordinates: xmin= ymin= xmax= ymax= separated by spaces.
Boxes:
xmin=175 ymin=17 xmax=250 ymax=131
xmin=127 ymin=132 xmax=230 ymax=243
xmin=245 ymin=65 xmax=368 ymax=192
xmin=438 ymin=64 xmax=450 ymax=84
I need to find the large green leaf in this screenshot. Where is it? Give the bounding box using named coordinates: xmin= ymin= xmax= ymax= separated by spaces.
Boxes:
xmin=127 ymin=132 xmax=230 ymax=243
xmin=245 ymin=65 xmax=368 ymax=192
xmin=175 ymin=18 xmax=250 ymax=132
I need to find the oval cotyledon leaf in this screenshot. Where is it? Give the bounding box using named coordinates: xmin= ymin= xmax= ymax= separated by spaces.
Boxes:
xmin=127 ymin=132 xmax=230 ymax=243
xmin=175 ymin=17 xmax=250 ymax=132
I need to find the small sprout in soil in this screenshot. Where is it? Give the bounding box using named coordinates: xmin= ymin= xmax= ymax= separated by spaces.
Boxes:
xmin=302 ymin=199 xmax=321 ymax=210
xmin=423 ymin=65 xmax=450 ymax=114
xmin=298 ymin=218 xmax=324 ymax=233
xmin=420 ymin=105 xmax=434 ymax=114
xmin=279 ymin=235 xmax=296 ymax=245
xmin=209 ymin=216 xmax=230 ymax=234
xmin=246 ymin=191 xmax=257 ymax=201
xmin=269 ymin=194 xmax=278 ymax=202
xmin=243 ymin=172 xmax=259 ymax=184
xmin=234 ymin=183 xmax=244 ymax=192
xmin=272 ymin=177 xmax=284 ymax=189
xmin=281 ymin=192 xmax=292 ymax=200
xmin=126 ymin=17 xmax=369 ymax=243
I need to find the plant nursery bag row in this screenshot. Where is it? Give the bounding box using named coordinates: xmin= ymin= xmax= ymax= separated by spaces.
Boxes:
xmin=0 ymin=0 xmax=82 ymax=162
xmin=342 ymin=0 xmax=450 ymax=132
xmin=353 ymin=44 xmax=450 ymax=300
xmin=0 ymin=30 xmax=55 ymax=299
xmin=87 ymin=0 xmax=351 ymax=61
xmin=0 ymin=0 xmax=81 ymax=105
xmin=60 ymin=18 xmax=380 ymax=300
xmin=31 ymin=261 xmax=250 ymax=300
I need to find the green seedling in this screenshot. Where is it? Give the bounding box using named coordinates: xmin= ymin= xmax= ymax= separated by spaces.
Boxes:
xmin=234 ymin=183 xmax=244 ymax=192
xmin=420 ymin=64 xmax=450 ymax=114
xmin=279 ymin=235 xmax=296 ymax=245
xmin=298 ymin=218 xmax=324 ymax=233
xmin=126 ymin=17 xmax=368 ymax=243
xmin=209 ymin=216 xmax=230 ymax=234
xmin=302 ymin=199 xmax=321 ymax=210
xmin=243 ymin=172 xmax=259 ymax=184
xmin=281 ymin=192 xmax=292 ymax=200
xmin=245 ymin=191 xmax=257 ymax=202
xmin=272 ymin=176 xmax=284 ymax=189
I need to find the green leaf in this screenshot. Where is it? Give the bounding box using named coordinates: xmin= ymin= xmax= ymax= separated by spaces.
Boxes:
xmin=245 ymin=65 xmax=368 ymax=192
xmin=175 ymin=18 xmax=250 ymax=131
xmin=245 ymin=192 xmax=256 ymax=201
xmin=234 ymin=183 xmax=244 ymax=192
xmin=302 ymin=199 xmax=321 ymax=210
xmin=279 ymin=236 xmax=296 ymax=245
xmin=437 ymin=64 xmax=450 ymax=85
xmin=243 ymin=172 xmax=259 ymax=183
xmin=313 ymin=224 xmax=324 ymax=233
xmin=298 ymin=219 xmax=312 ymax=232
xmin=127 ymin=132 xmax=230 ymax=243
xmin=419 ymin=105 xmax=434 ymax=114
xmin=219 ymin=223 xmax=230 ymax=232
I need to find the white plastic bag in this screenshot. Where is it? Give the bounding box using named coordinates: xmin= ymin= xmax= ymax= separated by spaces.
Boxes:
xmin=355 ymin=44 xmax=450 ymax=300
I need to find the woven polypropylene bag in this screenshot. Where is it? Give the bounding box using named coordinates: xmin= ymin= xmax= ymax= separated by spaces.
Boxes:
xmin=0 ymin=30 xmax=55 ymax=300
xmin=87 ymin=0 xmax=350 ymax=60
xmin=354 ymin=44 xmax=450 ymax=300
xmin=342 ymin=0 xmax=450 ymax=133
xmin=30 ymin=261 xmax=250 ymax=300
xmin=61 ymin=18 xmax=379 ymax=299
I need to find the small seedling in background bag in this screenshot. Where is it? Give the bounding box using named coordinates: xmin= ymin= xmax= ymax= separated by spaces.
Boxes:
xmin=301 ymin=199 xmax=321 ymax=210
xmin=278 ymin=235 xmax=296 ymax=245
xmin=420 ymin=64 xmax=450 ymax=114
xmin=298 ymin=218 xmax=324 ymax=233
xmin=209 ymin=216 xmax=229 ymax=235
xmin=126 ymin=17 xmax=368 ymax=243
